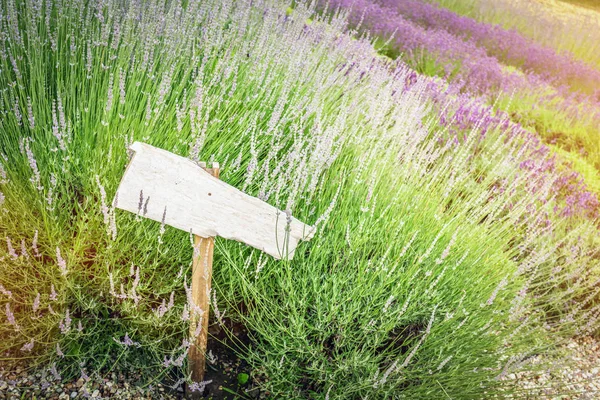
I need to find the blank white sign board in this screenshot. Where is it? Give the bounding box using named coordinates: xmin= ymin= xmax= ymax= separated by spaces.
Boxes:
xmin=113 ymin=142 xmax=314 ymax=259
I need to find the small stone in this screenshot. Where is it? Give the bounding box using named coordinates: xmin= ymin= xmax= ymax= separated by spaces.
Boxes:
xmin=71 ymin=392 xmax=77 ymax=398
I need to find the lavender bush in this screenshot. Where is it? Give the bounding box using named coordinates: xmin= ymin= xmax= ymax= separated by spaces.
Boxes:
xmin=0 ymin=0 xmax=598 ymax=398
xmin=326 ymin=0 xmax=600 ymax=189
xmin=431 ymin=0 xmax=600 ymax=71
xmin=377 ymin=0 xmax=600 ymax=96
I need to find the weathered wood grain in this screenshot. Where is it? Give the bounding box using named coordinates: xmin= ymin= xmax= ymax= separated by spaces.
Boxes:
xmin=113 ymin=142 xmax=314 ymax=260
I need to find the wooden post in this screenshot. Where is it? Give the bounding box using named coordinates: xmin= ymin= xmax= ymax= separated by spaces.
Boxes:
xmin=187 ymin=163 xmax=219 ymax=399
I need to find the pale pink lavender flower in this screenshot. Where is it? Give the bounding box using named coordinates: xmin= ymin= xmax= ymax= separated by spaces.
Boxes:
xmin=9 ymin=54 xmax=22 ymax=81
xmin=211 ymin=289 xmax=226 ymax=326
xmin=46 ymin=174 xmax=57 ymax=209
xmin=49 ymin=284 xmax=58 ymax=301
xmin=59 ymin=308 xmax=71 ymax=334
xmin=79 ymin=365 xmax=89 ymax=382
xmin=181 ymin=304 xmax=190 ymax=322
xmin=49 ymin=363 xmax=61 ymax=381
xmin=57 ymin=94 xmax=66 ymax=136
xmin=20 ymin=238 xmax=29 ymax=259
xmin=56 ymin=247 xmax=67 ymax=276
xmin=167 ymin=291 xmax=174 ymax=309
xmin=20 ymin=338 xmax=34 ymax=352
xmin=486 ymin=276 xmax=509 ymax=306
xmin=109 ymin=273 xmax=117 ymax=297
xmin=108 ymin=194 xmax=118 ymax=240
xmin=106 ymin=73 xmax=114 ymax=111
xmin=158 ymin=206 xmax=167 ymax=244
xmin=51 ymin=100 xmax=61 ymax=147
xmin=56 ymin=343 xmax=64 ymax=358
xmin=188 ymin=380 xmax=212 ymax=393
xmin=32 ymin=230 xmax=40 ymax=257
xmin=435 ymin=231 xmax=457 ymax=264
xmin=170 ymin=378 xmax=185 ymax=391
xmin=437 ymin=355 xmax=453 ymax=371
xmin=26 ymin=96 xmax=34 ymax=129
xmin=154 ymin=293 xmax=175 ymax=318
xmin=32 ymin=292 xmax=40 ymax=313
xmin=375 ymin=360 xmax=398 ymax=388
xmin=398 ymin=294 xmax=411 ymax=317
xmin=95 ymin=175 xmax=109 ymax=225
xmin=383 ymin=295 xmax=394 ymax=313
xmin=0 ymin=161 xmax=7 ymax=184
xmin=5 ymin=303 xmax=19 ymax=330
xmin=145 ymin=97 xmax=152 ymax=124
xmin=86 ymin=41 xmax=93 ymax=79
xmin=399 ymin=305 xmax=437 ymax=369
xmin=254 ymin=253 xmax=267 ymax=278
xmin=13 ymin=99 xmax=22 ymax=126
xmin=176 ymin=100 xmax=185 ymax=132
xmin=310 ymin=184 xmax=341 ymax=235
xmin=119 ymin=68 xmax=126 ymax=105
xmin=417 ymin=224 xmax=448 ymax=264
xmin=129 ymin=266 xmax=141 ymax=305
xmin=113 ymin=332 xmax=140 ymax=347
xmin=25 ymin=140 xmax=43 ymax=191
xmin=6 ymin=237 xmax=18 ymax=259
xmin=0 ymin=284 xmax=13 ymax=299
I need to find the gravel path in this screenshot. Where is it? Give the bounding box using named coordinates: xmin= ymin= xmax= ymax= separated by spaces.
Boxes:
xmin=504 ymin=336 xmax=600 ymax=399
xmin=0 ymin=366 xmax=181 ymax=400
xmin=2 ymin=336 xmax=600 ymax=399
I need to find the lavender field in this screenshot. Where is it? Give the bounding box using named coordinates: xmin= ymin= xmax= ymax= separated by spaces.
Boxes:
xmin=0 ymin=0 xmax=599 ymax=399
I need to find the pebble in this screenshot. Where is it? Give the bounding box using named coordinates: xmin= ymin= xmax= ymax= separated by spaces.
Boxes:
xmin=503 ymin=336 xmax=600 ymax=399
xmin=7 ymin=337 xmax=598 ymax=399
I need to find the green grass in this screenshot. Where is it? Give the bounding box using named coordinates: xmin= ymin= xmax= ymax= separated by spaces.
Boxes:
xmin=0 ymin=0 xmax=599 ymax=398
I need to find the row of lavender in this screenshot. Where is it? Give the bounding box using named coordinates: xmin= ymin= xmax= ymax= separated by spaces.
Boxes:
xmin=326 ymin=0 xmax=600 ymax=135
xmin=414 ymin=73 xmax=599 ymax=219
xmin=0 ymin=0 xmax=599 ymax=397
xmin=378 ymin=0 xmax=600 ymax=95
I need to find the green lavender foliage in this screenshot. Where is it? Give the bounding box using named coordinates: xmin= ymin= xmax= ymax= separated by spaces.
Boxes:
xmin=0 ymin=0 xmax=598 ymax=398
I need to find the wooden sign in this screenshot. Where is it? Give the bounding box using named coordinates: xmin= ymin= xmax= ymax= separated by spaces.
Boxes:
xmin=114 ymin=142 xmax=314 ymax=259
xmin=113 ymin=142 xmax=314 ymax=397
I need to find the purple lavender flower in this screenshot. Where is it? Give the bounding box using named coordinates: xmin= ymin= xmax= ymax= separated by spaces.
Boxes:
xmin=376 ymin=0 xmax=600 ymax=96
